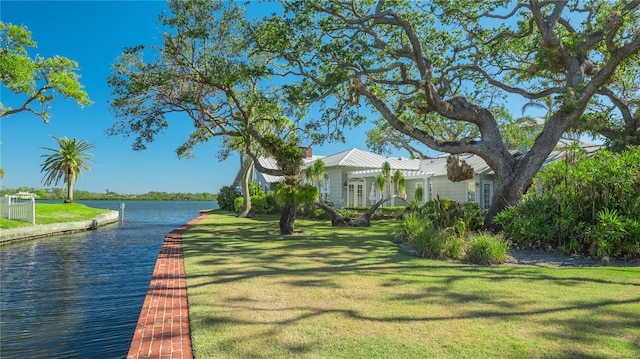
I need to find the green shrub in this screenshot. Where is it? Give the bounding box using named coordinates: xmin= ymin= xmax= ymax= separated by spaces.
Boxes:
xmin=494 ymin=195 xmax=559 ymax=248
xmin=422 ymin=196 xmax=461 ymax=230
xmin=586 ymin=208 xmax=626 ymax=258
xmin=233 ymin=196 xmax=244 ymax=213
xmin=399 ymin=216 xmax=464 ymax=260
xmin=420 ymin=228 xmax=450 ymax=259
xmin=495 ymin=146 xmax=640 ymax=259
xmin=336 ymin=208 xmax=349 ymax=218
xmin=465 ymin=233 xmax=509 ymax=265
xmin=217 ymin=185 xmax=241 ymax=211
xmin=248 ymin=181 xmax=264 ymax=196
xmin=234 ymin=192 xmax=281 ymax=215
xmin=251 ymin=195 xmax=271 ymax=214
xmin=297 ymin=204 xmax=326 ymax=219
xmin=398 ymin=212 xmax=422 ymax=242
xmin=344 ymin=206 xmax=370 ymax=212
xmin=461 ymin=202 xmax=484 ymax=231
xmin=418 ymin=197 xmax=483 ymax=236
xmin=444 ymin=232 xmax=465 ymax=260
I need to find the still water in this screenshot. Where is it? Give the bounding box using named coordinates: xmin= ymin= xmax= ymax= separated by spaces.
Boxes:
xmin=0 ymin=200 xmax=216 ymax=359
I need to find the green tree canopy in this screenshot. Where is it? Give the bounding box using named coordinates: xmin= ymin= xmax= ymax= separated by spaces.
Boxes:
xmin=0 ymin=22 xmax=91 ymax=122
xmin=260 ymin=0 xmax=640 ymax=228
xmin=107 ymin=0 xmax=316 ymax=234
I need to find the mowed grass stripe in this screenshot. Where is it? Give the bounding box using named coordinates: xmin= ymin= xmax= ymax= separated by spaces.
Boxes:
xmin=183 ymin=213 xmax=640 ymax=359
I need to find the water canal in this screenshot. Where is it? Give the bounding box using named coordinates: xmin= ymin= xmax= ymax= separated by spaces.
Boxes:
xmin=0 ymin=200 xmax=216 ymax=358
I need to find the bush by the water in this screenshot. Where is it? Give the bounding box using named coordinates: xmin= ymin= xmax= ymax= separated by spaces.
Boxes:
xmin=466 ymin=233 xmax=509 ymax=265
xmin=494 ymin=146 xmax=640 ymax=260
xmin=234 ymin=192 xmax=281 ymax=214
xmin=217 ymin=185 xmax=241 ymax=211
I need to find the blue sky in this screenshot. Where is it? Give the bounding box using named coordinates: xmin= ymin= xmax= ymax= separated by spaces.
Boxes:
xmin=1 ymin=0 xmax=398 ymax=194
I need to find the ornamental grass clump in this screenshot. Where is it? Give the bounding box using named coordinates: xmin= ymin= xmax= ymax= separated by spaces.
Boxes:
xmin=399 ymin=213 xmax=464 ymax=260
xmin=466 ymin=233 xmax=509 ymax=265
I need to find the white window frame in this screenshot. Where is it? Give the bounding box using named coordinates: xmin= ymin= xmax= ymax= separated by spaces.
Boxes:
xmin=346 ymin=178 xmax=365 ymax=207
xmin=466 ymin=181 xmax=477 ymax=203
xmin=482 ymin=181 xmax=494 ymax=211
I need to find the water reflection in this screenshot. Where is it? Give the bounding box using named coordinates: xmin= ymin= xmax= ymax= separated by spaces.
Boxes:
xmin=0 ymin=200 xmax=214 ymax=359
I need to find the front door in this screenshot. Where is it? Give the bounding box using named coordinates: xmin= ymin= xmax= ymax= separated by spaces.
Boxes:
xmin=347 ymin=179 xmax=365 ymax=207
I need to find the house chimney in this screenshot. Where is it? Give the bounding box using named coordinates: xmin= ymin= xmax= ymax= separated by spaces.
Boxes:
xmin=300 ymin=146 xmax=312 ymax=158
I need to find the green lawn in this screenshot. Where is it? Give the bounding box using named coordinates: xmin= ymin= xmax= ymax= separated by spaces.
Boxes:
xmin=0 ymin=203 xmax=109 ymax=229
xmin=183 ymin=213 xmax=640 ymax=359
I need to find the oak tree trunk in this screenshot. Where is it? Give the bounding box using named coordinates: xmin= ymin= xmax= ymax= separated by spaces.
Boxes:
xmin=279 ymin=201 xmax=297 ymax=235
xmin=315 ymin=201 xmax=352 ymax=226
xmin=485 ymin=177 xmax=529 ymax=231
xmin=315 ymin=197 xmax=393 ymax=227
xmin=238 ymin=158 xmax=254 ymax=218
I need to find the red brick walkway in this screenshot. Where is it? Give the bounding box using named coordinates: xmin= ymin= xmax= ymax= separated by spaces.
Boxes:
xmin=127 ymin=214 xmax=207 ymax=359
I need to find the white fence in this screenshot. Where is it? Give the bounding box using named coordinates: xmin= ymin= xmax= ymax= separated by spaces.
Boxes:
xmin=0 ymin=194 xmax=36 ymax=225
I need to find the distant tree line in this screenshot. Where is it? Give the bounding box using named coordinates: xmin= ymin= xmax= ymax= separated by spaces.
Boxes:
xmin=0 ymin=187 xmax=217 ymax=201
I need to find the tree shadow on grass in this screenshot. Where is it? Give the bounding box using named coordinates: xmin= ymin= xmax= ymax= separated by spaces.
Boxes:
xmin=184 ymin=213 xmax=640 ymax=358
xmin=196 ymin=296 xmax=640 ymax=358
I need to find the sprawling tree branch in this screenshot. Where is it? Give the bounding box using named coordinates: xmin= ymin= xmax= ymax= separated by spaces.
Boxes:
xmin=276 ymin=0 xmax=640 ymax=228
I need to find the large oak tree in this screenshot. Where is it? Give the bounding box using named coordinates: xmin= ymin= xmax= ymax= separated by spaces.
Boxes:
xmin=261 ymin=0 xmax=640 ymax=229
xmin=108 ymin=0 xmax=317 ymax=235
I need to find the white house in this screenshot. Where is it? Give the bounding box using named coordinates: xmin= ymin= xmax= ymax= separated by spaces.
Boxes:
xmin=242 ymin=140 xmax=602 ymax=211
xmin=310 ymin=148 xmax=432 ymax=207
xmin=418 ymin=153 xmax=497 ymax=211
xmin=246 ymin=147 xmax=494 ymax=209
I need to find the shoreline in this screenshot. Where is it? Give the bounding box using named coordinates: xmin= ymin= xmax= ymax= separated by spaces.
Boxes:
xmin=126 ymin=213 xmax=206 ymax=359
xmin=0 ymin=210 xmax=120 ymax=244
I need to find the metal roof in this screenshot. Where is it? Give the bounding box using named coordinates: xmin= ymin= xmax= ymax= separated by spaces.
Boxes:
xmin=420 ymin=153 xmax=495 ymax=177
xmin=419 ymin=139 xmax=603 ymax=177
xmin=257 ymin=157 xmax=284 ymax=183
xmin=307 ymin=148 xmax=419 ymax=170
xmin=256 ymin=140 xmax=603 ymax=184
xmin=257 ymin=155 xmax=325 ymax=184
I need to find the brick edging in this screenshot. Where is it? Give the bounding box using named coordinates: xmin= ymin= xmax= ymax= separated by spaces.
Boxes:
xmin=127 ymin=213 xmax=207 ymax=359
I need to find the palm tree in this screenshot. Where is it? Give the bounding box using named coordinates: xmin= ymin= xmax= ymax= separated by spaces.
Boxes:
xmin=305 ymin=159 xmax=326 ymax=200
xmin=41 ymin=135 xmax=95 ymax=203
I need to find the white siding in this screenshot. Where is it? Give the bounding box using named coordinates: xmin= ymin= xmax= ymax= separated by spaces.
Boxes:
xmin=405 ymin=179 xmax=424 ymax=204
xmin=325 ymin=168 xmax=344 ymax=207
xmin=429 ymin=174 xmax=496 ymax=209
xmin=254 ymin=173 xmax=271 ymax=193
xmin=431 ymin=177 xmax=477 ymax=203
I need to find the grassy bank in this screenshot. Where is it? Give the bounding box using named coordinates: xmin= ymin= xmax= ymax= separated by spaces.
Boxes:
xmin=183 ymin=213 xmax=640 ymax=358
xmin=0 ymin=203 xmax=109 ymax=229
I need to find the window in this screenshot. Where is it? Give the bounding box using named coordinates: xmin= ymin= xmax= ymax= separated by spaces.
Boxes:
xmin=321 ymin=175 xmax=330 ymax=202
xmin=467 ymin=181 xmax=476 ymax=202
xmin=346 ymin=178 xmax=365 ymax=206
xmin=482 ymin=181 xmax=494 ymax=211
